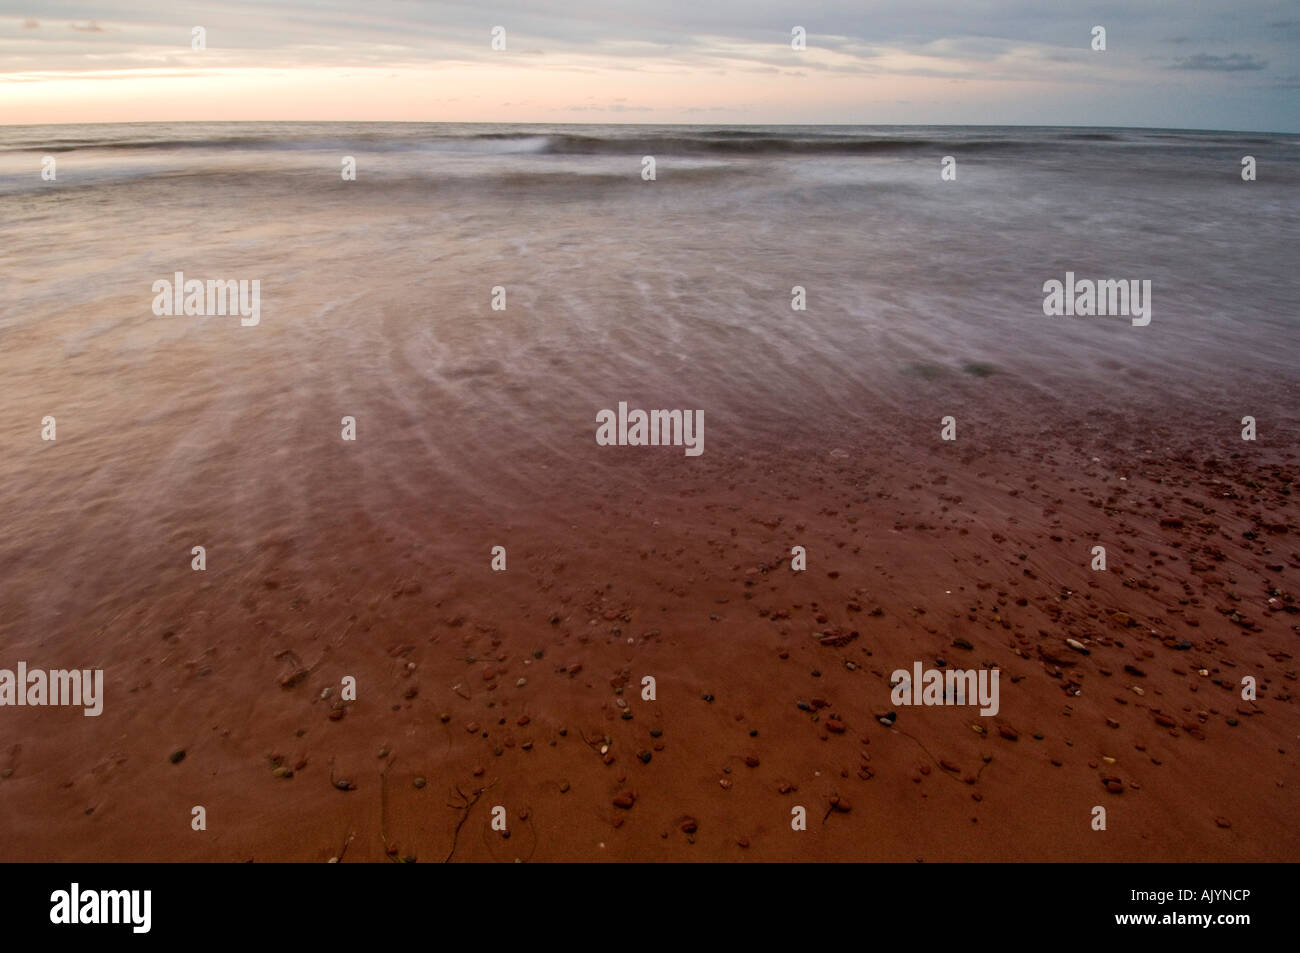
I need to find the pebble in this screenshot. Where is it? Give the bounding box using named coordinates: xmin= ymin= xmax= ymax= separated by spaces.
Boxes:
xmin=826 ymin=719 xmax=846 ymax=733
xmin=638 ymin=751 xmax=653 ymax=764
xmin=998 ymin=725 xmax=1019 ymax=741
xmin=413 ymin=777 xmax=426 ymax=789
xmin=1215 ymin=816 xmax=1232 ymax=829
xmin=169 ymin=749 xmax=186 ymax=764
xmin=744 ymin=756 xmax=760 ymax=768
xmin=516 ymin=678 xmax=527 ymax=688
xmin=559 ymin=780 xmax=570 ymax=793
xmin=680 ymin=818 xmax=698 ymax=834
xmin=612 ymin=791 xmax=637 ymax=809
xmin=829 ymin=795 xmax=852 ymax=813
xmin=334 ymin=778 xmax=354 ymax=791
xmin=1154 ymin=713 xmax=1177 ymax=728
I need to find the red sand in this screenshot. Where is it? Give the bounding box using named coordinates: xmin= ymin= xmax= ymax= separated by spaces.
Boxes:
xmin=0 ymin=380 xmax=1296 ymax=862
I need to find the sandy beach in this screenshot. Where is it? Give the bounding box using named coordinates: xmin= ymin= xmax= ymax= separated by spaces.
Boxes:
xmin=0 ymin=123 xmax=1296 ymax=861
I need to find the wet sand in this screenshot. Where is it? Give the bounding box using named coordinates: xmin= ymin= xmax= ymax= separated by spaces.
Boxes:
xmin=1 ymin=369 xmax=1295 ymax=862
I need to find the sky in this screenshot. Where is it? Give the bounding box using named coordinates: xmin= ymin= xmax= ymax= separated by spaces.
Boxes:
xmin=1 ymin=1 xmax=1297 ymax=130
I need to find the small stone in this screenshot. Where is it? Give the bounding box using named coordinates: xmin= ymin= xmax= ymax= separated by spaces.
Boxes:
xmin=413 ymin=777 xmax=426 ymax=789
xmin=680 ymin=818 xmax=698 ymax=834
xmin=998 ymin=725 xmax=1019 ymax=741
xmin=559 ymin=780 xmax=570 ymax=793
xmin=1214 ymin=816 xmax=1232 ymax=829
xmin=649 ymin=729 xmax=663 ymax=738
xmin=334 ymin=778 xmax=354 ymax=791
xmin=1154 ymin=713 xmax=1177 ymax=728
xmin=613 ymin=791 xmax=636 ymax=809
xmin=826 ymin=719 xmax=846 ymax=733
xmin=272 ymin=765 xmax=290 ymax=779
xmin=377 ymin=747 xmax=389 ymax=759
xmin=829 ymin=795 xmax=852 ymax=813
xmin=744 ymin=756 xmax=760 ymax=768
xmin=169 ymin=749 xmax=186 ymax=764
xmin=638 ymin=750 xmax=652 ymax=764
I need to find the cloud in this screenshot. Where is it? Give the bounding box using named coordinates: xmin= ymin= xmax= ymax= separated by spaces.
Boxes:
xmin=70 ymin=20 xmax=105 ymax=33
xmin=1169 ymin=53 xmax=1267 ymax=71
xmin=21 ymin=17 xmax=37 ymax=29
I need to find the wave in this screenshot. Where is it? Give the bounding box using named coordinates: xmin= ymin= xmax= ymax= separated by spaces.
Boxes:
xmin=7 ymin=125 xmax=1292 ymax=158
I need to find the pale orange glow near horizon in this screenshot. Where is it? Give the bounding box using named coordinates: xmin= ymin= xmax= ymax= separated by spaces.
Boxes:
xmin=0 ymin=60 xmax=1109 ymax=127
